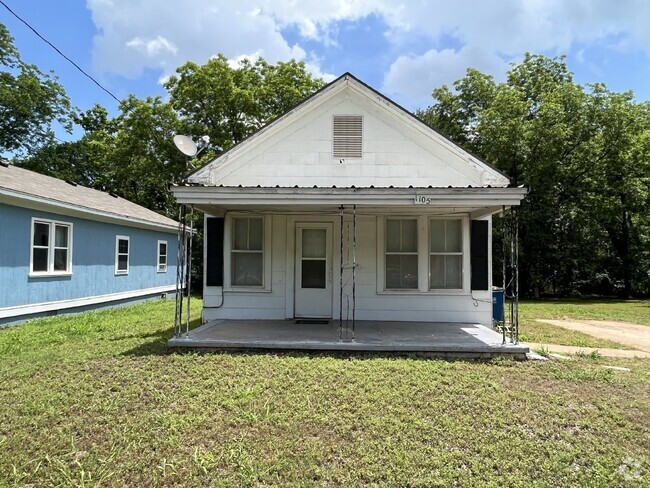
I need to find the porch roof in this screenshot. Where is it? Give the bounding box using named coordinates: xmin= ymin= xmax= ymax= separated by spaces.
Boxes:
xmin=170 ymin=185 xmax=527 ymax=217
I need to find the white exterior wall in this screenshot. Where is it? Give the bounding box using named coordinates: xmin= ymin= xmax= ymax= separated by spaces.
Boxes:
xmin=203 ymin=212 xmax=493 ymax=325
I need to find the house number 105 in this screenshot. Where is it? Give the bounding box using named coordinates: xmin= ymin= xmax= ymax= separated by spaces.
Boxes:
xmin=414 ymin=195 xmax=431 ymax=204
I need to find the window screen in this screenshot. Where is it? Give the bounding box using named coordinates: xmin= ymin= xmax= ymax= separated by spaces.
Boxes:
xmin=429 ymin=219 xmax=463 ymax=289
xmin=231 ymin=217 xmax=264 ymax=286
xmin=385 ymin=219 xmax=418 ymax=289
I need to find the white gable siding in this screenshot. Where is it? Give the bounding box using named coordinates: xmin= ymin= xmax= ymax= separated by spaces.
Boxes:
xmin=191 ymin=78 xmax=508 ymax=189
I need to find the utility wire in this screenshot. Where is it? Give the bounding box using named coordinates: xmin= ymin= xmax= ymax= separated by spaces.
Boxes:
xmin=0 ymin=0 xmax=121 ymax=103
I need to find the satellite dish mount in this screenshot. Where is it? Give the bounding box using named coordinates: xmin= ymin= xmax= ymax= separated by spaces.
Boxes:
xmin=173 ymin=134 xmax=210 ymax=158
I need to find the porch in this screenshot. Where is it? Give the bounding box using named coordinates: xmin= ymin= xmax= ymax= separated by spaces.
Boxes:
xmin=168 ymin=319 xmax=529 ymax=359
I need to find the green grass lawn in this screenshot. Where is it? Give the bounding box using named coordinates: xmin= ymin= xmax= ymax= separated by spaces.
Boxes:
xmin=1 ymin=299 xmax=649 ymax=486
xmin=519 ymin=299 xmax=650 ymax=349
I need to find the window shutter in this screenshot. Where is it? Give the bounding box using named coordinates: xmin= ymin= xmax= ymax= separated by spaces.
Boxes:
xmin=333 ymin=115 xmax=363 ymax=158
xmin=471 ymin=220 xmax=489 ymax=290
xmin=206 ymin=217 xmax=224 ymax=286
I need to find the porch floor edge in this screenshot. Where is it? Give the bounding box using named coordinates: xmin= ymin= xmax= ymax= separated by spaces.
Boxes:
xmin=167 ymin=319 xmax=529 ymax=356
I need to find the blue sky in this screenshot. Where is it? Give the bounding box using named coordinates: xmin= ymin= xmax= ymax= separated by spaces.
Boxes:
xmin=2 ymin=0 xmax=650 ymax=133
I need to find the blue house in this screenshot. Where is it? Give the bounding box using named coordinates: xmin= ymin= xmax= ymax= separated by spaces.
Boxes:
xmin=0 ymin=163 xmax=179 ymax=324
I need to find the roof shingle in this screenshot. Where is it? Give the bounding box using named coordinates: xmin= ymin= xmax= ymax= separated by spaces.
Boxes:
xmin=0 ymin=164 xmax=177 ymax=230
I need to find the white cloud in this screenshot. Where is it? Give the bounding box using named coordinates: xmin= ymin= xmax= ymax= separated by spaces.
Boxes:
xmin=86 ymin=0 xmax=650 ymax=106
xmin=126 ymin=36 xmax=178 ymax=57
xmin=382 ymin=46 xmax=510 ymax=109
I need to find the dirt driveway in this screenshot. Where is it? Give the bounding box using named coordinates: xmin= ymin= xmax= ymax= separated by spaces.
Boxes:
xmin=536 ymin=319 xmax=650 ymax=352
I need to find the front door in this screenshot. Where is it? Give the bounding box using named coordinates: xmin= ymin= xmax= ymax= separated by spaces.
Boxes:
xmin=295 ymin=223 xmax=333 ymax=318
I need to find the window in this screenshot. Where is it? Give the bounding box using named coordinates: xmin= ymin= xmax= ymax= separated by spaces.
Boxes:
xmin=115 ymin=236 xmax=130 ymax=275
xmin=379 ymin=217 xmax=466 ymax=293
xmin=30 ymin=218 xmax=72 ymax=275
xmin=157 ymin=240 xmax=167 ymax=273
xmin=333 ymin=115 xmax=363 ymax=158
xmin=429 ymin=219 xmax=463 ymax=289
xmin=385 ymin=219 xmax=418 ymax=289
xmin=231 ymin=217 xmax=263 ymax=286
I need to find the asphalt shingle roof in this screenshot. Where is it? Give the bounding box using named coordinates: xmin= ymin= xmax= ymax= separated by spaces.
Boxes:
xmin=0 ymin=164 xmax=178 ymax=230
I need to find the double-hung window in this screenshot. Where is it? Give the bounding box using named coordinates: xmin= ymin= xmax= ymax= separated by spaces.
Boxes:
xmin=115 ymin=235 xmax=130 ymax=275
xmin=385 ymin=219 xmax=418 ymax=289
xmin=429 ymin=219 xmax=463 ymax=289
xmin=157 ymin=240 xmax=167 ymax=272
xmin=30 ymin=218 xmax=72 ymax=275
xmin=231 ymin=217 xmax=264 ymax=287
xmin=382 ymin=217 xmax=466 ymax=292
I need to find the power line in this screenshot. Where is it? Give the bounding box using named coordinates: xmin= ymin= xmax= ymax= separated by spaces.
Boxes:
xmin=0 ymin=0 xmax=121 ymax=104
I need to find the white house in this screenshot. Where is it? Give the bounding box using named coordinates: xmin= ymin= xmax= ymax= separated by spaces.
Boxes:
xmin=170 ymin=73 xmax=526 ymax=346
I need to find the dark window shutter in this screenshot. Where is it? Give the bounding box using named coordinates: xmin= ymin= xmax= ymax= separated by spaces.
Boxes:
xmin=471 ymin=220 xmax=489 ymax=290
xmin=206 ymin=217 xmax=224 ymax=286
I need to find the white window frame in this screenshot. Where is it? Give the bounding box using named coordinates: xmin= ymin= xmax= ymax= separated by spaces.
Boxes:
xmin=29 ymin=217 xmax=73 ymax=277
xmin=223 ymin=214 xmax=272 ymax=292
xmin=377 ymin=215 xmax=470 ymax=295
xmin=157 ymin=240 xmax=168 ymax=273
xmin=115 ymin=235 xmax=130 ymax=275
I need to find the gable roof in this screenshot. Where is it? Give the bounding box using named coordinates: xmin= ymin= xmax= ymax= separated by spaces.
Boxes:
xmin=0 ymin=163 xmax=178 ymax=232
xmin=186 ymin=72 xmax=510 ymax=189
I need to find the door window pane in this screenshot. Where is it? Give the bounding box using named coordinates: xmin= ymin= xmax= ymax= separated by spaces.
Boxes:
xmin=301 ymin=260 xmax=326 ymax=288
xmin=232 ymin=253 xmax=263 ymax=286
xmin=302 ymin=229 xmax=326 ymax=258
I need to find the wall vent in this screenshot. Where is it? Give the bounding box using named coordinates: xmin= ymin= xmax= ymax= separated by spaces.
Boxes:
xmin=332 ymin=115 xmax=363 ymax=158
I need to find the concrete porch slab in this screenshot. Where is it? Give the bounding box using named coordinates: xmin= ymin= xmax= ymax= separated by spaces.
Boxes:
xmin=168 ymin=319 xmax=529 ymax=358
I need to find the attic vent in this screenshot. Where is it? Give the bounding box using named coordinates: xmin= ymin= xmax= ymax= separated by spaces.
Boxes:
xmin=333 ymin=115 xmax=363 ymax=159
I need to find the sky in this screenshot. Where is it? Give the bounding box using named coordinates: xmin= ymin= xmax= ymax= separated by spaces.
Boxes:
xmin=2 ymin=0 xmax=650 ymax=137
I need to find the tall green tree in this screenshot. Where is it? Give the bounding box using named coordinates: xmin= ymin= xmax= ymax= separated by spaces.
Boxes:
xmin=164 ymin=55 xmax=324 ymax=159
xmin=21 ymin=54 xmax=324 ymax=220
xmin=419 ymin=54 xmax=650 ymax=296
xmin=0 ymin=23 xmax=71 ymax=155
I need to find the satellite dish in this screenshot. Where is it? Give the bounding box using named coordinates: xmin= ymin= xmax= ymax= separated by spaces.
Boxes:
xmin=173 ymin=135 xmax=198 ymax=157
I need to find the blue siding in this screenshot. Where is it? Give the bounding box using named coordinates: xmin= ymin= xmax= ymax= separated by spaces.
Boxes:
xmin=0 ymin=203 xmax=178 ymax=309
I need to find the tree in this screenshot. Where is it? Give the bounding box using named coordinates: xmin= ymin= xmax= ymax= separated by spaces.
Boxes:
xmin=21 ymin=54 xmax=325 ymax=219
xmin=164 ymin=55 xmax=324 ymax=160
xmin=0 ymin=22 xmax=71 ymax=155
xmin=419 ymin=54 xmax=650 ymax=296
